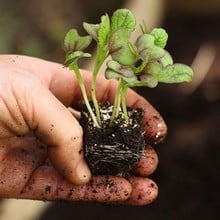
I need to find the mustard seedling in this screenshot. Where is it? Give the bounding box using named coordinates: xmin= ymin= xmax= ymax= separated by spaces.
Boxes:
xmin=64 ymin=9 xmax=193 ymax=127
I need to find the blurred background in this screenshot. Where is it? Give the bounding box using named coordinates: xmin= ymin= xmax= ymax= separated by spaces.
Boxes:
xmin=0 ymin=0 xmax=219 ymax=219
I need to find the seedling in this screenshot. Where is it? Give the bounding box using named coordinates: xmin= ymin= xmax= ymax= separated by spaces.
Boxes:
xmin=63 ymin=9 xmax=193 ymax=176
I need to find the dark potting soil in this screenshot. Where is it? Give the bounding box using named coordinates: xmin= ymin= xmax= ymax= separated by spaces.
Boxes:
xmin=80 ymin=104 xmax=145 ymax=177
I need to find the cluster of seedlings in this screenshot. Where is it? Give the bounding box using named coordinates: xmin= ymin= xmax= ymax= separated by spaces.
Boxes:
xmin=63 ymin=9 xmax=193 ymax=176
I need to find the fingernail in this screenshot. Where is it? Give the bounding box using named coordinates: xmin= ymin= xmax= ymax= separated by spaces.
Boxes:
xmin=76 ymin=160 xmax=91 ymax=184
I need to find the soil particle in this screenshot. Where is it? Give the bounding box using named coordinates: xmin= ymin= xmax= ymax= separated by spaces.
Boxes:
xmin=45 ymin=185 xmax=51 ymax=194
xmin=104 ymin=176 xmax=115 ymax=188
xmin=16 ymin=134 xmax=25 ymax=138
xmin=50 ymin=124 xmax=54 ymax=131
xmin=124 ymin=191 xmax=129 ymax=197
xmin=104 ymin=176 xmax=117 ymax=193
xmin=89 ymin=179 xmax=94 ymax=187
xmin=21 ymin=148 xmax=28 ymax=154
xmin=137 ymin=193 xmax=142 ymax=200
xmin=92 ymin=189 xmax=98 ymax=193
xmin=38 ymin=144 xmax=45 ymax=150
xmin=67 ymin=188 xmax=74 ymax=197
xmin=150 ymin=183 xmax=155 ymax=188
xmin=152 ymin=115 xmax=159 ymax=120
xmin=71 ymin=136 xmax=77 ymax=141
xmin=67 ymin=191 xmax=73 ymax=197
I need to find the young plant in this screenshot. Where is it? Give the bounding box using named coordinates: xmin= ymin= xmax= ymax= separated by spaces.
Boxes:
xmin=63 ymin=9 xmax=194 ymax=176
xmin=64 ymin=9 xmax=193 ymax=127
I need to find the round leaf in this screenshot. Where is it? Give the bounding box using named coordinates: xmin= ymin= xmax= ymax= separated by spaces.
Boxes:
xmin=158 ymin=50 xmax=173 ymax=67
xmin=64 ymin=29 xmax=92 ymax=51
xmin=157 ymin=64 xmax=194 ymax=83
xmin=105 ymin=69 xmax=121 ymax=80
xmin=83 ymin=22 xmax=100 ymax=41
xmin=111 ymin=9 xmax=136 ymax=32
xmin=140 ymin=74 xmax=158 ymax=88
xmin=64 ymin=51 xmax=91 ymax=66
xmin=107 ymin=60 xmax=134 ymax=77
xmin=109 ymin=28 xmax=136 ymax=65
xmin=135 ymin=34 xmax=155 ymax=60
xmin=150 ymin=28 xmax=168 ymax=48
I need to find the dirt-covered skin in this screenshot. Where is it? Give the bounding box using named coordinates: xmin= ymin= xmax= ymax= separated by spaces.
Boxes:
xmin=126 ymin=177 xmax=158 ymax=206
xmin=132 ymin=145 xmax=159 ymax=176
xmin=0 ymin=55 xmax=167 ymax=205
xmin=0 ymin=135 xmax=157 ymax=205
xmin=20 ymin=164 xmax=132 ymax=202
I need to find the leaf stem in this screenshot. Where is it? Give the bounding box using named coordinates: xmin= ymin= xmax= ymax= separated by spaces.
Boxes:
xmin=69 ymin=63 xmax=100 ymax=127
xmin=91 ymin=61 xmax=101 ymax=125
xmin=91 ymin=48 xmax=109 ymax=125
xmin=121 ymin=85 xmax=129 ymax=121
xmin=109 ymin=78 xmax=122 ymax=126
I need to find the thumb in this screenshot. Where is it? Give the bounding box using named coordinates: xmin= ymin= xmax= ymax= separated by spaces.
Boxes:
xmin=28 ymin=83 xmax=91 ymax=185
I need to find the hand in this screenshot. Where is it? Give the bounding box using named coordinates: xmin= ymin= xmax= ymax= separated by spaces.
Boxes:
xmin=0 ymin=55 xmax=167 ymax=205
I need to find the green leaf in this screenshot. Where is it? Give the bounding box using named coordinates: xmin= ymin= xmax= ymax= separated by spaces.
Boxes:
xmin=146 ymin=60 xmax=163 ymax=76
xmin=107 ymin=60 xmax=135 ymax=78
xmin=64 ymin=29 xmax=92 ymax=52
xmin=135 ymin=33 xmax=168 ymax=64
xmin=123 ymin=76 xmax=138 ymax=83
xmin=105 ymin=60 xmax=137 ymax=83
xmin=105 ymin=69 xmax=137 ymax=83
xmin=150 ymin=28 xmax=168 ymax=48
xmin=98 ymin=14 xmax=111 ymax=50
xmin=157 ymin=64 xmax=194 ymax=83
xmin=83 ymin=22 xmax=100 ymax=41
xmin=147 ymin=45 xmax=166 ymax=61
xmin=64 ymin=51 xmax=91 ymax=66
xmin=135 ymin=34 xmax=155 ymax=60
xmin=93 ymin=14 xmax=111 ymax=70
xmin=158 ymin=51 xmax=173 ymax=67
xmin=139 ymin=74 xmax=158 ymax=88
xmin=105 ymin=69 xmax=121 ymax=79
xmin=109 ymin=28 xmax=136 ymax=65
xmin=111 ymin=9 xmax=136 ymax=32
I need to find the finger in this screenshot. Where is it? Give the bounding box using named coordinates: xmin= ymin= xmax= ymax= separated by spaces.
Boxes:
xmin=132 ymin=145 xmax=159 ymax=177
xmin=17 ymin=164 xmax=131 ymax=202
xmin=129 ymin=93 xmax=167 ymax=145
xmin=28 ymin=84 xmax=91 ymax=185
xmin=125 ymin=177 xmax=158 ymax=206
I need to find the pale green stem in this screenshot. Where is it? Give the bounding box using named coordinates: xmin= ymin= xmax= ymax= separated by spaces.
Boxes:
xmin=121 ymin=86 xmax=129 ymax=121
xmin=115 ymin=90 xmax=122 ymax=118
xmin=69 ymin=63 xmax=100 ymax=127
xmin=91 ymin=48 xmax=109 ymax=125
xmin=91 ymin=63 xmax=101 ymax=125
xmin=109 ymin=78 xmax=122 ymax=126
